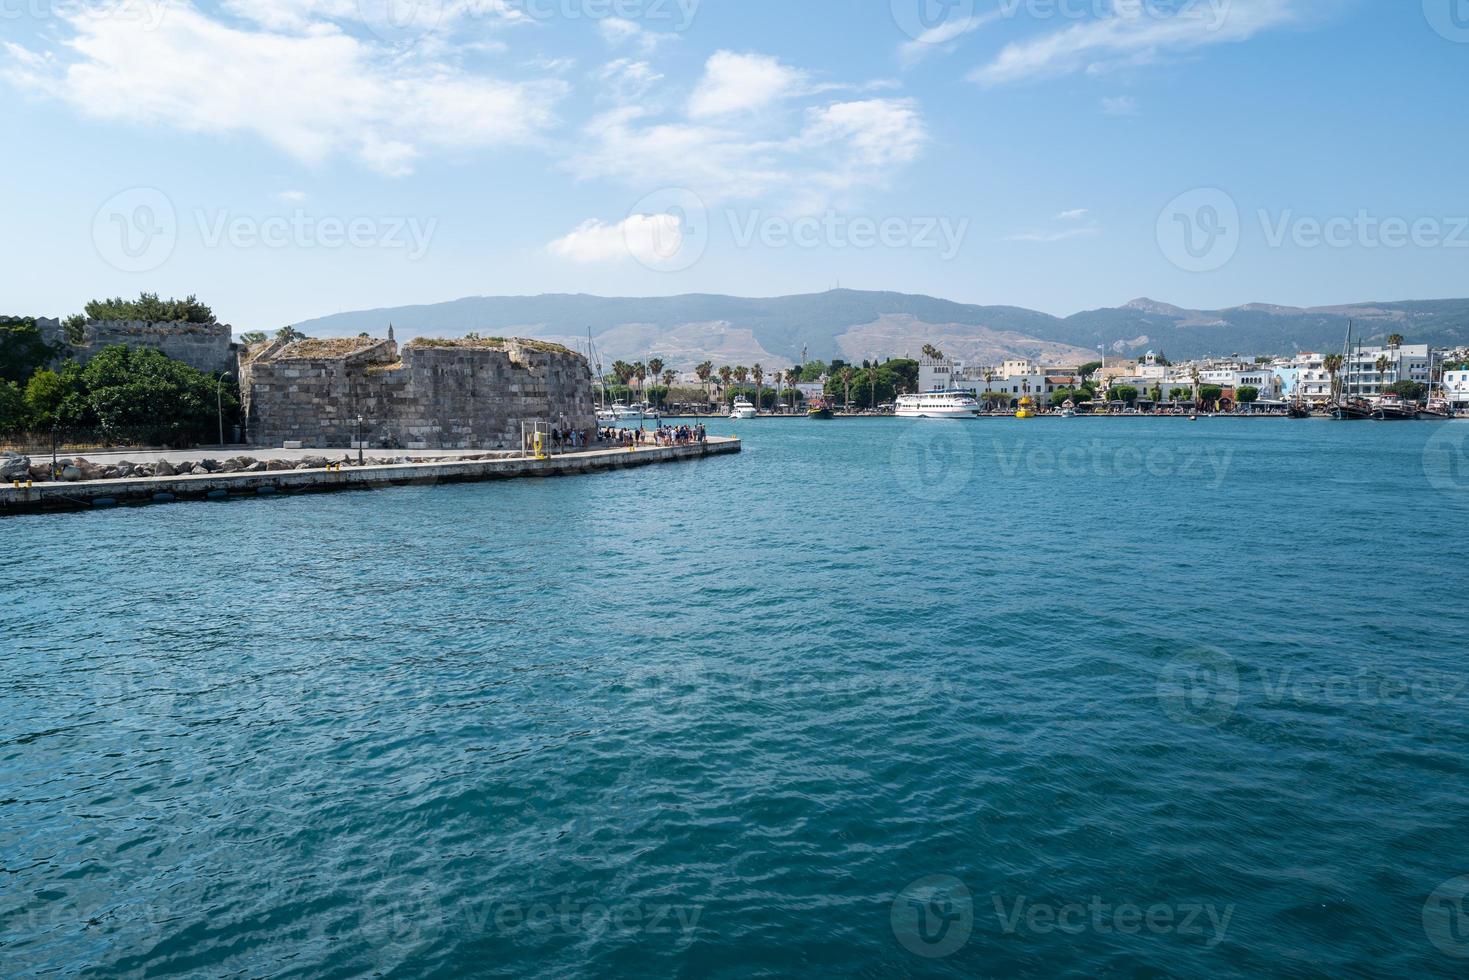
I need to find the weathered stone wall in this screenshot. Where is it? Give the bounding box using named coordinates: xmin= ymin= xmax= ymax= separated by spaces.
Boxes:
xmin=40 ymin=319 xmax=236 ymax=375
xmin=241 ymin=338 xmax=597 ymax=450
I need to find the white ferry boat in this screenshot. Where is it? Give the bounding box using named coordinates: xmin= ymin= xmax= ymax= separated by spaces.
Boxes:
xmin=895 ymin=390 xmax=981 ymax=419
xmin=730 ymin=396 xmax=758 ymax=420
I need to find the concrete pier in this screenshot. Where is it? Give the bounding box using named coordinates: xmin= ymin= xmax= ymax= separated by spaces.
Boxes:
xmin=0 ymin=438 xmax=740 ymax=515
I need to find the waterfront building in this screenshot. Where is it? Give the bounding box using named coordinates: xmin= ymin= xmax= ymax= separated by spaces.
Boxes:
xmin=1342 ymin=343 xmax=1430 ymax=398
xmin=1443 ymin=368 xmax=1469 ymax=410
xmin=1272 ymin=353 xmax=1333 ymax=405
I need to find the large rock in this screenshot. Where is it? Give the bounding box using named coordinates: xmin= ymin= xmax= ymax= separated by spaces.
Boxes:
xmin=60 ymin=465 xmax=81 ymax=482
xmin=299 ymin=456 xmax=329 ymax=470
xmin=266 ymin=459 xmax=295 ymax=472
xmin=0 ymin=452 xmax=30 ymax=480
xmin=244 ymin=461 xmax=266 ymax=472
xmin=154 ymin=460 xmax=177 ymax=477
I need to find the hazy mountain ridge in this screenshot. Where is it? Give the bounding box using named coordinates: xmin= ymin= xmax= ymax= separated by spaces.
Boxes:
xmin=291 ymin=290 xmax=1469 ymax=367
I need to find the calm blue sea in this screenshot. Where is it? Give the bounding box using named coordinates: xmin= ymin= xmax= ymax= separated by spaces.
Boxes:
xmin=5 ymin=418 xmax=1469 ymax=978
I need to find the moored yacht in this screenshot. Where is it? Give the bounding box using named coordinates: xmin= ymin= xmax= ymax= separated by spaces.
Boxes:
xmin=730 ymin=396 xmax=758 ymax=420
xmin=895 ymin=390 xmax=982 ymax=419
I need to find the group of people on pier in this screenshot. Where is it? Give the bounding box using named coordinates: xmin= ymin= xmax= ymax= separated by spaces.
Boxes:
xmin=596 ymin=424 xmax=707 ymax=448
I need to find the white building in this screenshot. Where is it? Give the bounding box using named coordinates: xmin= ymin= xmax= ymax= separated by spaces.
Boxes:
xmin=920 ymin=357 xmax=1079 ymax=405
xmin=1272 ymin=353 xmax=1333 ymax=405
xmin=1443 ymin=368 xmax=1469 ymax=410
xmin=1342 ymin=343 xmax=1430 ymax=398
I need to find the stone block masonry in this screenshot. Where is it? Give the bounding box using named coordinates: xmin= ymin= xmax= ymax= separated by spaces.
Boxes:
xmin=240 ymin=334 xmax=598 ymax=450
xmin=37 ymin=317 xmax=237 ymax=375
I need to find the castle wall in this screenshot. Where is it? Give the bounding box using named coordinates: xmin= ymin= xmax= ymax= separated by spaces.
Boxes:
xmin=242 ymin=340 xmax=597 ymax=450
xmin=38 ymin=319 xmax=236 ymax=375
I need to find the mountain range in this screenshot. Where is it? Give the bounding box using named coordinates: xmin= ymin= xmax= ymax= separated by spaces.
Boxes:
xmin=290 ymin=290 xmax=1469 ymax=370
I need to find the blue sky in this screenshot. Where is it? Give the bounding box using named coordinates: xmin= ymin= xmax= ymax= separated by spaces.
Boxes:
xmin=3 ymin=0 xmax=1467 ymax=330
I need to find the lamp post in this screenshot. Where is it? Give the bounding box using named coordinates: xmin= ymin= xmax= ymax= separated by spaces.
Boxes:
xmin=215 ymin=373 xmax=228 ymax=447
xmin=356 ymin=415 xmax=364 ymax=466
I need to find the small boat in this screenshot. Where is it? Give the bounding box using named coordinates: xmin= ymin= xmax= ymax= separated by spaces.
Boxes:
xmin=895 ymin=390 xmax=981 ymax=419
xmin=1419 ymin=397 xmax=1456 ymax=420
xmin=1014 ymin=396 xmax=1035 ymax=420
xmin=1333 ymin=398 xmax=1375 ymax=421
xmin=730 ymin=397 xmax=757 ymax=420
xmin=1372 ymin=394 xmax=1419 ymax=421
xmin=807 ymin=398 xmax=835 ymax=420
xmin=1287 ymin=400 xmax=1311 ymax=419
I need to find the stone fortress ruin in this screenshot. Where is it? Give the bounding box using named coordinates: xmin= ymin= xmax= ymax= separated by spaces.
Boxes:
xmin=36 ymin=317 xmax=238 ymax=376
xmin=238 ymin=329 xmax=598 ymax=450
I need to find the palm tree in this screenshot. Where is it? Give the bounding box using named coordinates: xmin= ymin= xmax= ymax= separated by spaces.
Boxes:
xmin=752 ymin=364 xmax=765 ymax=415
xmin=1323 ymin=353 xmax=1343 ymax=400
xmin=633 ymin=362 xmax=647 ymax=403
xmin=733 ymin=365 xmax=749 ymax=388
xmin=647 ymin=357 xmax=665 ymax=407
xmin=1387 ymin=333 xmax=1404 ymax=349
xmin=696 ymin=360 xmax=714 ymax=407
xmin=1375 ymin=354 xmax=1391 ymax=393
xmin=611 ymin=360 xmax=634 ymax=401
xmin=840 ymin=366 xmax=855 ymax=409
xmin=662 ymin=368 xmax=677 ymax=396
xmin=921 ymin=343 xmax=945 ymax=361
xmin=786 ymin=369 xmax=801 ymax=409
xmin=718 ymin=365 xmax=734 ymax=405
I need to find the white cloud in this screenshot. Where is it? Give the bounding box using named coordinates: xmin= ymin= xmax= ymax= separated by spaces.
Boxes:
xmin=1057 ymin=208 xmax=1089 ymax=220
xmin=566 ymin=96 xmax=927 ymax=206
xmin=1100 ymin=95 xmax=1139 ymax=115
xmin=547 ymin=213 xmax=683 ymax=265
xmin=687 ymin=51 xmax=805 ymax=119
xmin=3 ymin=3 xmax=565 ymax=176
xmin=598 ymin=16 xmax=673 ymax=54
xmin=596 ymin=58 xmax=663 ymax=102
xmin=1006 ymin=227 xmax=1101 ymax=243
xmin=276 ymin=190 xmax=309 ymax=203
xmin=971 ymin=0 xmax=1305 ymax=85
xmin=898 ymin=10 xmax=1002 ymax=67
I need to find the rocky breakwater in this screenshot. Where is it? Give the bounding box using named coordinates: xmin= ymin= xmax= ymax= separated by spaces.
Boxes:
xmin=0 ymin=450 xmax=519 ymax=484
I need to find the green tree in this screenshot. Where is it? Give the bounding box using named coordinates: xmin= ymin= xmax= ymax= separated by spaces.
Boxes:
xmin=0 ymin=317 xmax=60 ymax=384
xmin=62 ymin=314 xmax=87 ymax=345
xmin=24 ymin=365 xmax=86 ymax=429
xmin=1080 ymin=360 xmax=1102 ymax=378
xmin=240 ymin=331 xmax=268 ymax=345
xmin=752 ymin=363 xmax=764 ymax=413
xmin=276 ymin=325 xmax=308 ymax=344
xmin=1169 ymin=387 xmax=1189 ymax=401
xmin=77 ymin=346 xmax=238 ymax=445
xmin=84 ymin=292 xmax=214 ymax=323
xmin=1237 ymin=385 xmax=1260 ymax=404
xmin=1200 ymin=385 xmax=1223 ymax=408
xmin=696 ymin=360 xmax=714 ymax=404
xmin=1386 ymin=380 xmax=1427 ymax=401
xmin=1113 ymin=385 xmax=1139 ymax=405
xmin=718 ymin=365 xmax=733 ymax=403
xmin=647 ymin=357 xmax=665 ymax=406
xmin=799 ymin=360 xmax=828 ymax=382
xmin=921 ymin=344 xmax=945 ymax=361
xmin=0 ymin=380 xmax=25 ymax=431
